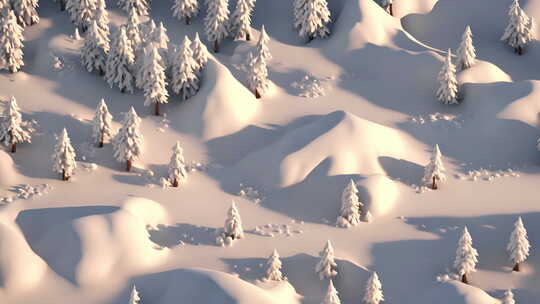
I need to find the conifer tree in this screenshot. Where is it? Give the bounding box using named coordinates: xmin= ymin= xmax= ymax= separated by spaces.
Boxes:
xmin=247 ymin=50 xmax=268 ymax=99
xmin=168 ymin=141 xmax=188 ymax=187
xmin=265 ymin=249 xmax=284 ymax=281
xmin=113 ymin=107 xmax=143 ymax=171
xmin=224 ymin=201 xmax=244 ymax=240
xmin=381 ymin=0 xmax=393 ymax=16
xmin=81 ymin=20 xmax=109 ymax=75
xmin=52 ymin=128 xmax=77 ymax=181
xmin=456 ymin=26 xmax=476 ymax=71
xmin=316 ymin=240 xmax=337 ymax=280
xmin=128 ymin=285 xmax=140 ymax=304
xmin=507 ymin=217 xmax=530 ymax=272
xmin=68 ymin=0 xmax=98 ymax=32
xmin=436 ymin=49 xmax=458 ymax=104
xmin=126 ymin=6 xmax=143 ymax=50
xmin=12 ymin=0 xmax=39 ymax=27
xmin=453 ymin=226 xmax=478 ymax=284
xmin=502 ymin=290 xmax=515 ymax=304
xmin=106 ymin=26 xmax=135 ymax=93
xmin=364 ymin=210 xmax=373 ymax=223
xmin=322 ymin=280 xmax=341 ymax=304
xmin=151 ymin=21 xmax=169 ymax=50
xmin=140 ymin=45 xmax=168 ymax=115
xmin=229 ymin=0 xmax=255 ymax=41
xmin=336 ymin=179 xmax=363 ymax=228
xmin=422 ymin=144 xmax=446 ymax=189
xmin=93 ymin=0 xmax=110 ymax=39
xmin=255 ymin=25 xmax=271 ymax=61
xmin=297 ymin=0 xmax=331 ymax=42
xmin=363 ymin=272 xmax=384 ymax=304
xmin=91 ymin=98 xmax=113 ymax=147
xmin=172 ymin=0 xmax=199 ymax=25
xmin=501 ymin=0 xmax=535 ymax=55
xmin=192 ymin=32 xmax=208 ymax=73
xmin=204 ymin=0 xmax=229 ymax=53
xmin=293 ymin=0 xmax=306 ymax=29
xmin=120 ymin=0 xmax=149 ymax=17
xmin=0 ymin=96 xmax=32 ymax=153
xmin=0 ymin=9 xmax=25 ymax=73
xmin=171 ymin=36 xmax=199 ymax=100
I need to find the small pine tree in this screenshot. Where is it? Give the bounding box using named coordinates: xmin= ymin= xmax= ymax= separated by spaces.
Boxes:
xmin=12 ymin=0 xmax=39 ymax=27
xmin=422 ymin=144 xmax=446 ymax=189
xmin=364 ymin=210 xmax=373 ymax=223
xmin=128 ymin=285 xmax=140 ymax=304
xmin=453 ymin=226 xmax=478 ymax=284
xmin=171 ymin=36 xmax=200 ymax=100
xmin=192 ymin=32 xmax=208 ymax=73
xmin=113 ymin=107 xmax=143 ymax=171
xmin=120 ymin=0 xmax=149 ymax=17
xmin=297 ymin=0 xmax=331 ymax=42
xmin=0 ymin=10 xmax=25 ymax=73
xmin=247 ymin=50 xmax=269 ymax=99
xmin=363 ymin=272 xmax=384 ymax=304
xmin=501 ymin=0 xmax=535 ymax=55
xmin=81 ymin=20 xmax=110 ymax=75
xmin=436 ymin=49 xmax=458 ymax=104
xmin=106 ymin=26 xmax=135 ymax=93
xmin=502 ymin=290 xmax=515 ymax=304
xmin=91 ymin=98 xmax=113 ymax=147
xmin=52 ymin=128 xmax=77 ymax=181
xmin=265 ymin=249 xmax=284 ymax=281
xmin=255 ymin=25 xmax=272 ymax=61
xmin=336 ymin=179 xmax=363 ymax=228
xmin=507 ymin=217 xmax=530 ymax=271
xmin=0 ymin=96 xmax=32 ymax=153
xmin=456 ymin=26 xmax=476 ymax=71
xmin=381 ymin=0 xmax=393 ymax=16
xmin=229 ymin=0 xmax=255 ymax=41
xmin=172 ymin=0 xmax=199 ymax=25
xmin=224 ymin=201 xmax=244 ymax=240
xmin=93 ymin=0 xmax=110 ymax=39
xmin=321 ymin=280 xmax=341 ymax=304
xmin=168 ymin=141 xmax=188 ymax=187
xmin=204 ymin=0 xmax=229 ymax=53
xmin=316 ymin=240 xmax=338 ymax=280
xmin=140 ymin=45 xmax=168 ymax=115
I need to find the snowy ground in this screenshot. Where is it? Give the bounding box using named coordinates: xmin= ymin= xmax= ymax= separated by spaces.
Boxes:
xmin=0 ymin=0 xmax=539 ymax=303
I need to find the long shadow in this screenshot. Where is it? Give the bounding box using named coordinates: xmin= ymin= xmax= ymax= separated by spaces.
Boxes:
xmin=379 ymin=156 xmax=425 ymax=186
xmin=147 ymin=223 xmax=219 ymax=248
xmin=15 ymin=206 xmax=119 ymax=285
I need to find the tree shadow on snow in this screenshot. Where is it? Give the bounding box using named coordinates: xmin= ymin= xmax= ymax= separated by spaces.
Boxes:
xmin=378 ymin=156 xmax=425 ymax=186
xmin=147 ymin=223 xmax=220 ymax=248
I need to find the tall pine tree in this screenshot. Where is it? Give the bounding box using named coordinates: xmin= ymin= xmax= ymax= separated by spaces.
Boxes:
xmin=422 ymin=144 xmax=446 ymax=189
xmin=297 ymin=0 xmax=331 ymax=42
xmin=106 ymin=26 xmax=135 ymax=93
xmin=52 ymin=128 xmax=77 ymax=181
xmin=507 ymin=217 xmax=530 ymax=271
xmin=0 ymin=9 xmax=25 ymax=73
xmin=168 ymin=141 xmax=188 ymax=187
xmin=140 ymin=45 xmax=168 ymax=115
xmin=0 ymin=96 xmax=32 ymax=153
xmin=91 ymin=98 xmax=114 ymax=147
xmin=229 ymin=0 xmax=255 ymax=41
xmin=81 ymin=20 xmax=110 ymax=75
xmin=192 ymin=32 xmax=208 ymax=73
xmin=501 ymin=0 xmax=535 ymax=55
xmin=316 ymin=240 xmax=338 ymax=280
xmin=336 ymin=179 xmax=363 ymax=228
xmin=204 ymin=0 xmax=229 ymax=53
xmin=172 ymin=0 xmax=199 ymax=25
xmin=453 ymin=226 xmax=478 ymax=284
xmin=113 ymin=107 xmax=143 ymax=171
xmin=436 ymin=49 xmax=459 ymax=104
xmin=12 ymin=0 xmax=39 ymax=27
xmin=171 ymin=36 xmax=199 ymax=100
xmin=456 ymin=26 xmax=476 ymax=71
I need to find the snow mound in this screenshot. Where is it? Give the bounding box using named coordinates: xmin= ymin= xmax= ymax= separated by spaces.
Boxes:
xmin=458 ymin=61 xmax=512 ymax=84
xmin=0 ymin=222 xmax=47 ymax=292
xmin=139 ymin=268 xmax=301 ymax=304
xmin=414 ymin=281 xmax=500 ymax=304
xmin=393 ymin=0 xmax=438 ymax=18
xmin=17 ymin=198 xmax=168 ymax=285
xmin=359 ymin=174 xmax=400 ymax=216
xmin=236 ymin=110 xmax=423 ymax=188
xmin=0 ymin=151 xmax=22 ymax=187
xmin=172 ymin=58 xmax=259 ymax=140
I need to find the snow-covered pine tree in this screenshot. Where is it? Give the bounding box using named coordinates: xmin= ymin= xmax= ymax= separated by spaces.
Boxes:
xmin=69 ymin=0 xmax=98 ymax=32
xmin=140 ymin=45 xmax=168 ymax=115
xmin=52 ymin=128 xmax=77 ymax=181
xmin=363 ymin=272 xmax=384 ymax=304
xmin=381 ymin=0 xmax=393 ymax=16
xmin=501 ymin=0 xmax=535 ymax=55
xmin=265 ymin=249 xmax=284 ymax=281
xmin=293 ymin=0 xmax=307 ymax=29
xmin=172 ymin=0 xmax=199 ymax=25
xmin=316 ymin=240 xmax=338 ymax=280
xmin=128 ymin=285 xmax=140 ymax=304
xmin=0 ymin=96 xmax=32 ymax=153
xmin=229 ymin=0 xmax=255 ymax=41
xmin=364 ymin=210 xmax=373 ymax=223
xmin=255 ymin=25 xmax=271 ymax=61
xmin=126 ymin=6 xmax=143 ymax=50
xmin=192 ymin=32 xmax=208 ymax=73
xmin=204 ymin=0 xmax=229 ymax=53
xmin=456 ymin=26 xmax=476 ymax=71
xmin=246 ymin=50 xmax=269 ymax=99
xmin=436 ymin=49 xmax=458 ymax=104
xmin=224 ymin=201 xmax=244 ymax=240
xmin=453 ymin=226 xmax=478 ymax=284
xmin=502 ymin=290 xmax=515 ymax=304
xmin=93 ymin=0 xmax=110 ymax=39
xmin=106 ymin=26 xmax=135 ymax=93
xmin=81 ymin=20 xmax=109 ymax=75
xmin=113 ymin=107 xmax=143 ymax=171
xmin=507 ymin=217 xmax=530 ymax=271
xmin=297 ymin=0 xmax=331 ymax=42
xmin=322 ymin=280 xmax=341 ymax=304
xmin=0 ymin=9 xmax=25 ymax=73
xmin=12 ymin=0 xmax=39 ymax=27
xmin=91 ymin=98 xmax=113 ymax=147
xmin=152 ymin=21 xmax=169 ymax=50
xmin=171 ymin=36 xmax=199 ymax=100
xmin=336 ymin=179 xmax=363 ymax=228
xmin=142 ymin=19 xmax=156 ymax=42
xmin=120 ymin=0 xmax=149 ymax=17
xmin=422 ymin=144 xmax=446 ymax=189
xmin=168 ymin=141 xmax=188 ymax=187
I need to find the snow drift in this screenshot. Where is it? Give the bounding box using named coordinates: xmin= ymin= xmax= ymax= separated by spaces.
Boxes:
xmin=414 ymin=281 xmax=500 ymax=304
xmin=0 ymin=151 xmax=22 ymax=188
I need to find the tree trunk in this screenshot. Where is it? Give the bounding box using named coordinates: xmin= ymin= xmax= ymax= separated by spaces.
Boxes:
xmin=185 ymin=16 xmax=191 ymax=25
xmin=62 ymin=169 xmax=68 ymax=181
xmin=255 ymin=89 xmax=261 ymax=99
xmin=432 ymin=176 xmax=437 ymax=190
xmin=172 ymin=179 xmax=179 ymax=187
xmin=98 ymin=129 xmax=104 ymax=148
xmin=155 ymin=102 xmax=160 ymax=116
xmin=389 ymin=3 xmax=393 ymax=16
xmin=461 ymin=273 xmax=468 ymax=284
xmin=60 ymin=1 xmax=66 ymax=11
xmin=99 ymin=68 xmax=105 ymax=76
xmin=513 ymin=262 xmax=520 ymax=271
xmin=213 ymin=40 xmax=219 ymax=53
xmin=121 ymin=87 xmax=126 ymax=93
xmin=11 ymin=142 xmax=16 ymax=153
xmin=126 ymin=159 xmax=132 ymax=172
xmin=307 ymin=35 xmax=314 ymax=43
xmin=518 ymin=46 xmax=523 ymax=55
xmin=246 ymin=33 xmax=251 ymax=41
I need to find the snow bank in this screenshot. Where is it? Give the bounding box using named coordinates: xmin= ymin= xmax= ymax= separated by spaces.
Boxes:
xmin=171 ymin=58 xmax=259 ymax=140
xmin=0 ymin=151 xmax=21 ymax=187
xmin=393 ymin=0 xmax=438 ymax=18
xmin=458 ymin=61 xmax=512 ymax=84
xmin=415 ymin=281 xmax=500 ymax=304
xmin=359 ymin=174 xmax=400 ymax=216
